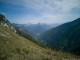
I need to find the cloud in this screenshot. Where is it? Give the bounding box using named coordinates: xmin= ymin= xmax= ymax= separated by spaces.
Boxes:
xmin=1 ymin=0 xmax=80 ymax=14
xmin=22 ymin=0 xmax=80 ymax=14
xmin=0 ymin=0 xmax=80 ymax=24
xmin=15 ymin=14 xmax=77 ymax=24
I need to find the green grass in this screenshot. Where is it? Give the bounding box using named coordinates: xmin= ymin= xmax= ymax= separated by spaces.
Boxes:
xmin=0 ymin=25 xmax=80 ymax=60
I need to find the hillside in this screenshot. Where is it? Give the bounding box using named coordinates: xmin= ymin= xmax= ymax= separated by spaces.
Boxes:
xmin=39 ymin=18 xmax=80 ymax=54
xmin=0 ymin=14 xmax=80 ymax=60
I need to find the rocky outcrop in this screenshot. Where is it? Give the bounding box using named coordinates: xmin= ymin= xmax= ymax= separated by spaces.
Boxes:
xmin=0 ymin=14 xmax=16 ymax=33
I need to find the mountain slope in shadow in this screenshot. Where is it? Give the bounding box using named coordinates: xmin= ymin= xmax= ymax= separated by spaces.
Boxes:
xmin=39 ymin=18 xmax=80 ymax=54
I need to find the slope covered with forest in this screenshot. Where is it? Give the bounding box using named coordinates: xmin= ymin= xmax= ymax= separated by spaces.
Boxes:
xmin=39 ymin=18 xmax=80 ymax=55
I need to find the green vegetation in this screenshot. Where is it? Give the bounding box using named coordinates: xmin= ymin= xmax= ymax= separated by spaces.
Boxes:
xmin=0 ymin=15 xmax=80 ymax=60
xmin=39 ymin=18 xmax=80 ymax=54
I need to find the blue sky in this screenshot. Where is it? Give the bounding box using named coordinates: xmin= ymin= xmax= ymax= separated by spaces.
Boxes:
xmin=0 ymin=0 xmax=80 ymax=24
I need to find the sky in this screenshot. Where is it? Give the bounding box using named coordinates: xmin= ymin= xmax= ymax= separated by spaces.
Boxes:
xmin=0 ymin=0 xmax=80 ymax=24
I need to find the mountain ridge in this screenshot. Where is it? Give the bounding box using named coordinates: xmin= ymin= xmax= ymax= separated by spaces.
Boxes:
xmin=39 ymin=18 xmax=80 ymax=55
xmin=0 ymin=14 xmax=80 ymax=60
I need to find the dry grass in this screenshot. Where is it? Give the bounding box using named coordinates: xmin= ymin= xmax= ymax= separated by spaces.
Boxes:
xmin=0 ymin=25 xmax=80 ymax=60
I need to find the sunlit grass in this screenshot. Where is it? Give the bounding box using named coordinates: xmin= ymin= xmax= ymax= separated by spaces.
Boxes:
xmin=0 ymin=25 xmax=80 ymax=60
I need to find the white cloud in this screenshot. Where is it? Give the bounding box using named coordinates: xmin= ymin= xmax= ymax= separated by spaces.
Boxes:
xmin=1 ymin=0 xmax=80 ymax=14
xmin=0 ymin=0 xmax=80 ymax=24
xmin=21 ymin=0 xmax=80 ymax=14
xmin=15 ymin=14 xmax=77 ymax=24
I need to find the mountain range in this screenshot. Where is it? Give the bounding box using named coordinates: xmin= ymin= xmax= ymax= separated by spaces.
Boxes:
xmin=39 ymin=18 xmax=80 ymax=55
xmin=15 ymin=23 xmax=59 ymax=37
xmin=0 ymin=14 xmax=80 ymax=60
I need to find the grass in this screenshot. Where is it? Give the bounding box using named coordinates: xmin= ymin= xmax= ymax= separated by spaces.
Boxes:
xmin=0 ymin=25 xmax=80 ymax=60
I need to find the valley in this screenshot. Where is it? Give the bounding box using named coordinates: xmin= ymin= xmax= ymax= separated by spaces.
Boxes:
xmin=0 ymin=14 xmax=80 ymax=60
